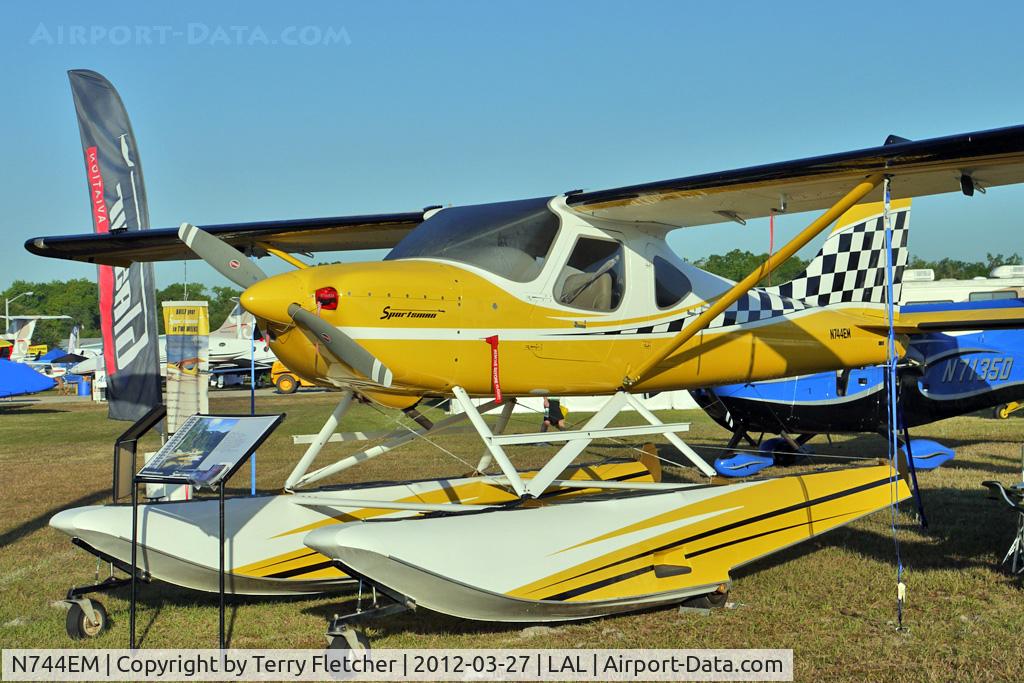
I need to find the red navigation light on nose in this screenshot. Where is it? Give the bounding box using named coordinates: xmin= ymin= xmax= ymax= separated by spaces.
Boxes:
xmin=315 ymin=286 xmax=339 ymax=311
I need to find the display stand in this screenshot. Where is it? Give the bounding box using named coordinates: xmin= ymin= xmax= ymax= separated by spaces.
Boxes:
xmin=112 ymin=405 xmax=167 ymax=503
xmin=63 ymin=406 xmax=167 ymax=641
xmin=128 ymin=413 xmax=284 ymax=649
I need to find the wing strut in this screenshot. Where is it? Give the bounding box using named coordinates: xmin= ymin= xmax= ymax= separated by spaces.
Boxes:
xmin=257 ymin=242 xmax=309 ymax=270
xmin=622 ymin=173 xmax=885 ymax=388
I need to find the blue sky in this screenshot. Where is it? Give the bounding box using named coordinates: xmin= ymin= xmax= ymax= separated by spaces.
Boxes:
xmin=3 ymin=1 xmax=1024 ymax=291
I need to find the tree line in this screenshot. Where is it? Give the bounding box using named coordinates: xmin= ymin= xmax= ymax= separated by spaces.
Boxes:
xmin=1 ymin=279 xmax=240 ymax=349
xmin=906 ymin=253 xmax=1022 ymax=279
xmin=692 ymin=250 xmax=1022 ymax=285
xmin=3 ymin=250 xmax=1022 ymax=349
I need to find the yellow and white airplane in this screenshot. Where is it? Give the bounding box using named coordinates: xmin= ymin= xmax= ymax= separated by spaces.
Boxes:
xmin=28 ymin=124 xmax=1024 ymax=644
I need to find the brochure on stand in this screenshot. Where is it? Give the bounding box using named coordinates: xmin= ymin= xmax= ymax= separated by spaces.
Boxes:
xmin=137 ymin=414 xmax=282 ymax=489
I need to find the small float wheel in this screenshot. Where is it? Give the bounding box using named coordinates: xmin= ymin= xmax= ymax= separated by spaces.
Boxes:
xmin=328 ymin=627 xmax=370 ymax=651
xmin=276 ymin=374 xmax=298 ymax=395
xmin=682 ymin=589 xmax=729 ymax=610
xmin=66 ymin=601 xmax=108 ymax=639
xmin=995 ymin=404 xmax=1011 ymax=420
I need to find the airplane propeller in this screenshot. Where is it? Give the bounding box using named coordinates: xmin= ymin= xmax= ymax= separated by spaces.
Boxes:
xmin=177 ymin=222 xmax=395 ymax=388
xmin=178 ymin=223 xmax=268 ymax=289
xmin=288 ymin=304 xmax=394 ymax=388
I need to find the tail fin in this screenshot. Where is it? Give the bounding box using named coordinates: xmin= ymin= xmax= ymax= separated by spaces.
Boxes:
xmin=4 ymin=318 xmax=37 ymax=361
xmin=1 ymin=316 xmax=74 ymax=360
xmin=716 ymin=200 xmax=912 ymax=327
xmin=213 ymin=301 xmax=256 ymax=340
xmin=768 ymin=199 xmax=911 ymax=305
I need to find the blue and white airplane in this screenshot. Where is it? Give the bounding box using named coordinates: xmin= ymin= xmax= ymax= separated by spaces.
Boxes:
xmin=694 ymin=298 xmax=1024 ymax=476
xmin=688 ymin=199 xmax=1024 ymax=476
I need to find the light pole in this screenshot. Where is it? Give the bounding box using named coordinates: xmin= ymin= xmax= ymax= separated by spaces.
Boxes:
xmin=4 ymin=291 xmax=34 ymax=334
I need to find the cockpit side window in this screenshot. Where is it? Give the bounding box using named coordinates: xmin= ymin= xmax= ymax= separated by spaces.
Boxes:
xmin=653 ymin=255 xmax=692 ymax=308
xmin=555 ymin=237 xmax=625 ymax=311
xmin=384 ymin=196 xmax=558 ymax=282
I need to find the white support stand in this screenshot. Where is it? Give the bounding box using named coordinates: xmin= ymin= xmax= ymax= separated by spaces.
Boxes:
xmin=524 ymin=392 xmax=631 ymax=498
xmin=453 ymin=387 xmax=714 ymax=500
xmin=475 ymin=398 xmax=517 ymax=473
xmin=623 ymin=393 xmax=716 ymax=478
xmin=285 ymin=387 xmax=713 ymax=497
xmin=452 ymin=387 xmax=528 ymax=496
xmin=291 ymin=394 xmax=506 ymax=490
xmin=285 ymin=391 xmax=354 ymax=491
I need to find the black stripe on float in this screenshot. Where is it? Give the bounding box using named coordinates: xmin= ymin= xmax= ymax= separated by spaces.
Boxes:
xmin=535 ymin=475 xmax=893 ymax=599
xmin=538 ymin=468 xmax=650 ymax=500
xmin=685 ymin=510 xmax=851 ymax=558
xmin=544 ymin=566 xmax=654 ymax=602
xmin=251 ymin=550 xmax=320 ymax=573
xmin=668 ymin=475 xmax=891 ymax=547
xmin=266 ymin=560 xmax=338 ymax=579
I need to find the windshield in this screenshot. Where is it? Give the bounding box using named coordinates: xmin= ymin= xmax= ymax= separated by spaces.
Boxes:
xmin=385 ymin=196 xmax=558 ymax=282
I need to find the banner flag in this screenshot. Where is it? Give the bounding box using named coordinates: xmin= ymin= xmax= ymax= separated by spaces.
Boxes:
xmin=69 ymin=69 xmax=161 ymax=421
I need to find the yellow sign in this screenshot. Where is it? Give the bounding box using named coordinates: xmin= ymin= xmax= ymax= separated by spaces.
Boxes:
xmin=164 ymin=305 xmax=211 ymax=336
xmin=162 ymin=301 xmax=210 ymax=433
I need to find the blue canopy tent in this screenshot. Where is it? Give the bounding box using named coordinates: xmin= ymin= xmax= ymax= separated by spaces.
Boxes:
xmin=37 ymin=348 xmax=68 ymax=363
xmin=0 ymin=359 xmax=56 ymax=398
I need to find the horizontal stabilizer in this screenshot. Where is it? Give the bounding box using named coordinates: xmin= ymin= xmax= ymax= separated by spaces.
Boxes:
xmin=870 ymin=299 xmax=1024 ymax=334
xmin=713 ymin=453 xmax=775 ymax=478
xmin=900 ymin=439 xmax=955 ymax=471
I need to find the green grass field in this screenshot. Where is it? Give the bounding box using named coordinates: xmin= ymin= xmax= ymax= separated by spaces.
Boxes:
xmin=1 ymin=391 xmax=1023 ymax=681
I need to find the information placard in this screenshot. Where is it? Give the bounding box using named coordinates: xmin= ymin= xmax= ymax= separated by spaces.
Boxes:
xmin=138 ymin=414 xmax=282 ymax=488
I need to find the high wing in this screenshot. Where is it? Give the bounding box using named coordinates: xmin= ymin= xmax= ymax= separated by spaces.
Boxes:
xmin=24 ymin=125 xmax=1024 ymax=266
xmin=24 ymin=212 xmax=425 ymax=267
xmin=567 ymin=125 xmax=1024 ymax=227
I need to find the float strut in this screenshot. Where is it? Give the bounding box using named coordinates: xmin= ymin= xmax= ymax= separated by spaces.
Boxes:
xmin=285 ymin=391 xmax=354 ymax=491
